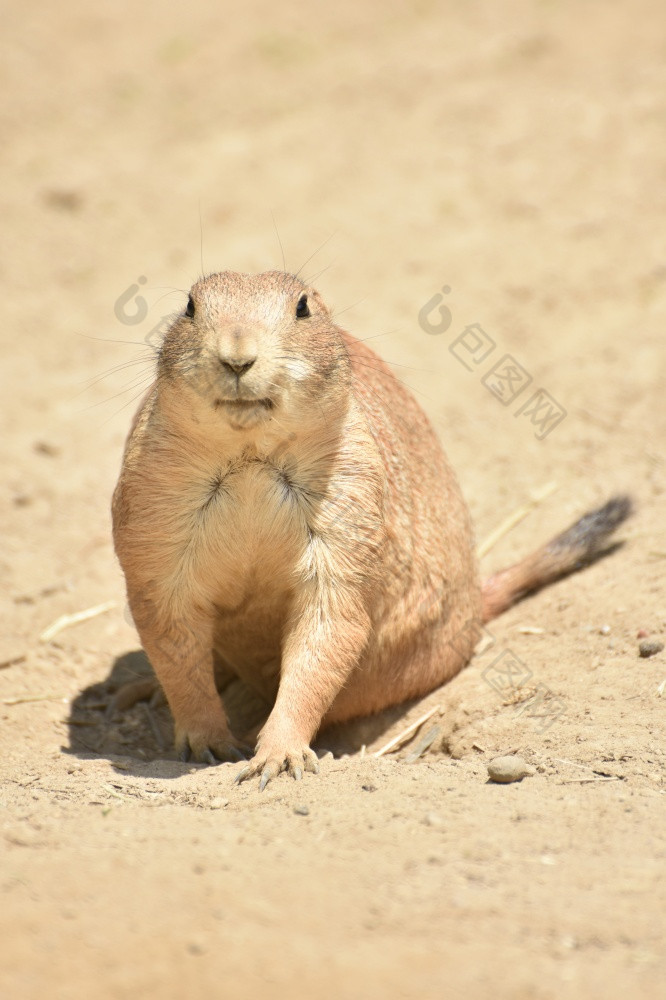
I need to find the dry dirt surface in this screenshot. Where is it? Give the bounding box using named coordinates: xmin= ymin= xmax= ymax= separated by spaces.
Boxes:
xmin=1 ymin=1 xmax=665 ymax=998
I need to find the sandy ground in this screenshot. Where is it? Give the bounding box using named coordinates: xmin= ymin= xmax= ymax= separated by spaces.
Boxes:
xmin=1 ymin=1 xmax=665 ymax=997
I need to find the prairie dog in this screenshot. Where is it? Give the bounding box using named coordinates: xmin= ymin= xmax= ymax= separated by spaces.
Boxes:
xmin=112 ymin=270 xmax=630 ymax=787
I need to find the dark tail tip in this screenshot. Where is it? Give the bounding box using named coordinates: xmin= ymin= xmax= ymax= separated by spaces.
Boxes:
xmin=548 ymin=494 xmax=633 ymax=558
xmin=482 ymin=494 xmax=633 ymax=623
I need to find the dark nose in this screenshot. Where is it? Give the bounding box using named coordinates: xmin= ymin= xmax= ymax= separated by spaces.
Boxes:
xmin=219 ymin=357 xmax=256 ymax=377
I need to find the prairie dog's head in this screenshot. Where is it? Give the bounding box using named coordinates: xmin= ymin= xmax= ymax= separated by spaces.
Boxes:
xmin=158 ymin=271 xmax=350 ymax=432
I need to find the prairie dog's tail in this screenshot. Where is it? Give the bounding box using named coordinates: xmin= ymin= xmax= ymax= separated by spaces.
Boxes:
xmin=481 ymin=495 xmax=633 ymax=623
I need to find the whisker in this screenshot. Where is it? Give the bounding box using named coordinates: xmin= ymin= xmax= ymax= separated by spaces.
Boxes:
xmin=77 ymin=356 xmax=155 ymax=394
xmin=340 ymin=342 xmax=437 ymax=413
xmin=97 ymin=385 xmax=154 ymax=428
xmin=303 ymin=261 xmax=335 ymax=286
xmin=296 ymin=233 xmax=335 ymax=278
xmin=271 ymin=211 xmax=286 ymax=272
xmin=355 ymin=329 xmax=402 ymax=344
xmin=149 ymin=289 xmax=186 ymax=313
xmin=82 ymin=353 xmax=155 ymax=378
xmin=199 ymin=201 xmax=206 ymax=278
xmin=331 ymin=298 xmax=366 ymax=320
xmin=82 ymin=372 xmax=154 ymax=411
xmin=76 ymin=332 xmax=153 ymax=348
xmin=345 ymin=352 xmax=427 ymax=374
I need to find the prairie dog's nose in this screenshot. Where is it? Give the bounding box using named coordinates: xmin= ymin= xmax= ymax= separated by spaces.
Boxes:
xmin=219 ymin=356 xmax=256 ymax=377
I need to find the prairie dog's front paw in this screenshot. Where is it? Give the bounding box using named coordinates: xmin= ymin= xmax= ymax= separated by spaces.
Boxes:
xmin=234 ymin=736 xmax=320 ymax=791
xmin=175 ymin=718 xmax=251 ymax=766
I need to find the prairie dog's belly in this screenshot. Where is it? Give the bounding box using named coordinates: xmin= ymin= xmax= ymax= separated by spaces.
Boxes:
xmin=190 ymin=460 xmax=309 ymax=693
xmin=211 ymin=567 xmax=294 ymax=700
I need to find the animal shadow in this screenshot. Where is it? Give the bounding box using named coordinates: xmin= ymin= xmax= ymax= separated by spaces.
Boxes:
xmin=64 ymin=649 xmax=414 ymax=777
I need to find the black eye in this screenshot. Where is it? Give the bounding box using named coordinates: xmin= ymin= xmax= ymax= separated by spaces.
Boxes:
xmin=296 ymin=294 xmax=310 ymax=319
xmin=185 ymin=296 xmax=195 ymax=318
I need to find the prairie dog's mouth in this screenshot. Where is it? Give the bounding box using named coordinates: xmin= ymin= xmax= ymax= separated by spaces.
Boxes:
xmin=212 ymin=397 xmax=275 ymax=429
xmin=213 ymin=398 xmax=274 ymax=411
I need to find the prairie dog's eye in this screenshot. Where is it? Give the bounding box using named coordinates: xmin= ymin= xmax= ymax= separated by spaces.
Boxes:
xmin=296 ymin=294 xmax=310 ymax=319
xmin=185 ymin=296 xmax=195 ymax=318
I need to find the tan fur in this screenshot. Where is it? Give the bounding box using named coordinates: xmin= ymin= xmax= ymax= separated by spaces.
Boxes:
xmin=112 ymin=271 xmax=628 ymax=786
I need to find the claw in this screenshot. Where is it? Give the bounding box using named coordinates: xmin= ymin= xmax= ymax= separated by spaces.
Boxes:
xmin=259 ymin=762 xmax=280 ymax=791
xmin=233 ymin=743 xmax=322 ymax=789
xmin=234 ymin=764 xmax=252 ymax=785
xmin=201 ymin=748 xmax=218 ymax=767
xmin=179 ymin=744 xmax=191 ymax=763
xmin=227 ymin=745 xmax=248 ymax=763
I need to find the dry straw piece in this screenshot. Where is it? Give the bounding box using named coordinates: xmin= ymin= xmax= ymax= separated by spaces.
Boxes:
xmin=373 ymin=705 xmax=440 ymax=758
xmin=477 ymin=482 xmax=558 ymax=558
xmin=39 ymin=601 xmax=117 ymax=643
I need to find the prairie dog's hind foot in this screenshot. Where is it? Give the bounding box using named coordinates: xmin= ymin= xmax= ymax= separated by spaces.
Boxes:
xmin=105 ymin=675 xmax=165 ymax=718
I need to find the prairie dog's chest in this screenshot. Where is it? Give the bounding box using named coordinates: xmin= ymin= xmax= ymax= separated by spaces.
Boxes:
xmin=169 ymin=457 xmax=311 ymax=608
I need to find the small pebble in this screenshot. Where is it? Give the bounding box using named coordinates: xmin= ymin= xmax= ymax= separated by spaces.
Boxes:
xmin=422 ymin=812 xmax=444 ymax=828
xmin=209 ymin=797 xmax=229 ymax=810
xmin=637 ymin=629 xmax=648 ymax=639
xmin=293 ymin=804 xmax=309 ymax=816
xmin=639 ymin=640 xmax=664 ymax=658
xmin=487 ymin=755 xmax=535 ymax=784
